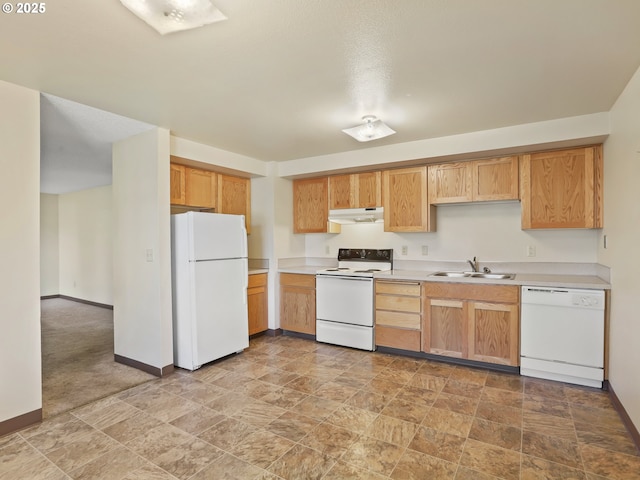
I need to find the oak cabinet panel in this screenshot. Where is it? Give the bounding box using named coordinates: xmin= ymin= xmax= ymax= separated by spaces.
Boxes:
xmin=468 ymin=302 xmax=519 ymax=366
xmin=422 ymin=283 xmax=519 ymax=366
xmin=329 ymin=172 xmax=382 ymax=210
xmin=423 ymin=298 xmax=467 ymax=358
xmin=293 ymin=177 xmax=332 ymax=233
xmin=280 ymin=274 xmax=316 ymax=335
xmin=218 ymin=174 xmax=251 ymax=233
xmin=428 ymin=162 xmax=473 ymax=204
xmin=520 ymin=146 xmax=603 ymax=229
xmin=472 ymin=156 xmax=519 ymax=201
xmin=185 ymin=167 xmax=217 ymax=209
xmin=428 ymin=156 xmax=519 ymax=204
xmin=382 ymin=167 xmax=435 ymax=232
xmin=375 ymin=280 xmax=421 ymax=352
xmin=248 ymin=273 xmax=268 ymax=336
xmin=170 ymin=164 xmax=186 ymax=205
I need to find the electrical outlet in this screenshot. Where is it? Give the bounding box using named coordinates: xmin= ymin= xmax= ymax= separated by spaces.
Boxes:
xmin=603 ymin=235 xmax=608 ymax=249
xmin=421 ymin=245 xmax=429 ymax=256
xmin=325 ymin=245 xmax=330 ymax=254
xmin=401 ymin=245 xmax=408 ymax=255
xmin=526 ymin=245 xmax=536 ymax=257
xmin=146 ymin=248 xmax=154 ymax=262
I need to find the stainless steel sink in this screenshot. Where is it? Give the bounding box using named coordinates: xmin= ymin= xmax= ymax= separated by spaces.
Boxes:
xmin=430 ymin=271 xmax=469 ymax=277
xmin=430 ymin=271 xmax=515 ymax=280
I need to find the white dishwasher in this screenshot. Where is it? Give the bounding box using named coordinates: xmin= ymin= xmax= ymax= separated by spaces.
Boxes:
xmin=520 ymin=286 xmax=605 ymax=388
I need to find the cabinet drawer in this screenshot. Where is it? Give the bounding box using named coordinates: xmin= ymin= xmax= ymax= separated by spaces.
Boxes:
xmin=376 ymin=281 xmax=420 ymax=296
xmin=248 ymin=273 xmax=267 ymax=288
xmin=376 ymin=310 xmax=420 ymax=329
xmin=423 ymin=283 xmax=518 ymax=304
xmin=376 ymin=294 xmax=421 ymax=313
xmin=376 ymin=326 xmax=421 ymax=351
xmin=279 ymin=273 xmax=315 ymax=288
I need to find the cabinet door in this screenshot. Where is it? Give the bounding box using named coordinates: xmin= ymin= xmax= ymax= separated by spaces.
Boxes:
xmin=422 ymin=298 xmax=467 ymax=358
xmin=468 ymin=302 xmax=519 ymax=366
xmin=428 ymin=162 xmax=473 ymax=204
xmin=280 ymin=284 xmax=316 ymax=335
xmin=170 ymin=164 xmax=186 ymax=205
xmin=375 ymin=281 xmax=421 ymax=352
xmin=248 ymin=274 xmax=268 ymax=336
xmin=329 ymin=174 xmax=354 ymax=209
xmin=218 ymin=174 xmax=251 ymax=234
xmin=472 ymin=156 xmax=519 ymax=201
xmin=293 ymin=177 xmax=330 ymax=233
xmin=382 ymin=167 xmax=435 ymax=232
xmin=185 ymin=168 xmax=217 ymax=209
xmin=520 ymin=146 xmax=603 ymax=229
xmin=357 ymin=171 xmax=382 ymax=208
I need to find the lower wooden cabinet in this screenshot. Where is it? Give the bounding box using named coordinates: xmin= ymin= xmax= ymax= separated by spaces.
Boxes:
xmin=247 ymin=273 xmax=268 ymax=336
xmin=422 ymin=283 xmax=520 ymax=366
xmin=375 ymin=280 xmax=421 ymax=351
xmin=279 ymin=273 xmax=316 ymax=335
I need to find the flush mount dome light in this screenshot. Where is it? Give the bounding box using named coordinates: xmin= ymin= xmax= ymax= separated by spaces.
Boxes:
xmin=342 ymin=115 xmax=396 ymax=142
xmin=120 ymin=0 xmax=227 ymax=35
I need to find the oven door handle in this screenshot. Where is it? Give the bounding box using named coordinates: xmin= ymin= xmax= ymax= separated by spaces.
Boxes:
xmin=317 ymin=275 xmax=373 ymax=282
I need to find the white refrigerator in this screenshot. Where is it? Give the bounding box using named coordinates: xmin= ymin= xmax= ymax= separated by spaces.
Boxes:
xmin=171 ymin=211 xmax=249 ymax=370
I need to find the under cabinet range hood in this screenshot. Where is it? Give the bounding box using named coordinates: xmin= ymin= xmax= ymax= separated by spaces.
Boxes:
xmin=328 ymin=207 xmax=384 ymax=224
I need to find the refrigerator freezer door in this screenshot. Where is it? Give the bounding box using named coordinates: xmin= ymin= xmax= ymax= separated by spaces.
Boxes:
xmin=190 ymin=212 xmax=247 ymax=261
xmin=191 ymin=257 xmax=249 ymax=368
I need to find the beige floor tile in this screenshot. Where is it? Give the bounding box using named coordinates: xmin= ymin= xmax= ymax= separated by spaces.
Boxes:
xmin=381 ymin=397 xmax=430 ymax=424
xmin=391 ymin=448 xmax=458 ymax=479
xmin=231 ymin=399 xmax=287 ymax=428
xmin=449 ymin=367 xmax=488 ymax=386
xmin=189 ymin=452 xmax=265 ymax=480
xmin=422 ymin=407 xmax=473 ymax=438
xmin=257 ymin=370 xmax=300 ymax=387
xmin=121 ymin=464 xmax=178 ymax=480
xmin=267 ymin=411 xmax=320 ymax=442
xmin=299 ymin=422 xmax=360 ymax=458
xmin=228 ymin=429 xmax=294 ymax=468
xmin=522 ymin=430 xmax=582 ymax=469
xmin=576 ymin=426 xmax=640 ymax=456
xmin=122 ymin=388 xmax=200 ymax=423
xmin=205 ymin=391 xmax=256 ymax=416
xmin=571 ymin=404 xmax=629 ymax=433
xmin=442 ymin=379 xmax=485 ymax=399
xmin=71 ymin=398 xmax=141 ymax=430
xmin=259 ymin=385 xmax=308 ymax=409
xmin=481 ymin=386 xmax=523 ymax=408
xmin=580 ymin=443 xmax=640 ymax=479
xmin=323 ymin=460 xmax=388 ymax=479
xmin=268 ymin=443 xmax=335 ymax=480
xmin=366 ymin=414 xmax=419 ymax=447
xmin=22 ymin=415 xmax=95 ymax=454
xmin=287 ymin=394 xmax=342 ymax=421
xmin=44 ymin=429 xmax=118 ymax=473
xmin=485 ymin=372 xmax=524 ymax=393
xmin=341 ymin=436 xmax=405 ymax=476
xmin=197 ymin=417 xmax=257 ymax=451
xmin=524 ymin=393 xmax=572 ymax=419
xmin=169 ymin=405 xmax=226 ymax=435
xmin=345 ymin=389 xmax=393 ymax=413
xmin=313 ymin=381 xmax=359 ymax=402
xmin=455 ymin=466 xmax=503 ymax=479
xmin=101 ymin=410 xmax=164 ymax=443
xmin=475 ymin=400 xmax=522 ymax=427
xmin=363 ymin=377 xmax=404 ymax=396
xmin=326 ymin=404 xmax=379 ymax=433
xmin=521 ymin=454 xmax=588 ymax=480
xmin=523 ymin=410 xmax=578 ymax=441
xmin=432 ymin=392 xmax=479 ymax=416
xmin=460 ymin=438 xmax=522 ymax=480
xmin=468 ymin=417 xmax=522 ymax=451
xmin=408 ymin=425 xmax=466 ymax=463
xmin=524 ymin=378 xmax=568 ymax=400
xmin=69 ymin=446 xmax=149 ymax=480
xmin=394 ymin=385 xmax=439 ymax=406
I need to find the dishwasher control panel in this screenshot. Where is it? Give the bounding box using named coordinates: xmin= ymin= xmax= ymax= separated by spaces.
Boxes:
xmin=571 ymin=294 xmax=602 ymax=308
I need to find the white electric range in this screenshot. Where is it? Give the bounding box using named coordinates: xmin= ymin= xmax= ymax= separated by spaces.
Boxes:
xmin=316 ymin=248 xmax=393 ymax=351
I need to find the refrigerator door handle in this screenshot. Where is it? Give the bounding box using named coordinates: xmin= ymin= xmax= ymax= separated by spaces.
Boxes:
xmin=242 ymin=257 xmax=248 ymax=305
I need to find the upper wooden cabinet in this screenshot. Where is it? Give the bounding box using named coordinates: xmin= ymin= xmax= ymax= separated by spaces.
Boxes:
xmin=520 ymin=146 xmax=603 ymax=229
xmin=382 ymin=166 xmax=435 ymax=232
xmin=293 ymin=177 xmax=335 ymax=233
xmin=185 ymin=167 xmax=217 ymax=209
xmin=329 ymin=172 xmax=382 ymax=210
xmin=217 ymin=174 xmax=251 ymax=234
xmin=428 ymin=156 xmax=519 ymax=204
xmin=170 ymin=164 xmax=186 ymax=205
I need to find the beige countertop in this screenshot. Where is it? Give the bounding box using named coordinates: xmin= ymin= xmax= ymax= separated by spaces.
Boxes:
xmin=248 ymin=269 xmax=269 ymax=275
xmin=277 ymin=265 xmax=611 ymax=290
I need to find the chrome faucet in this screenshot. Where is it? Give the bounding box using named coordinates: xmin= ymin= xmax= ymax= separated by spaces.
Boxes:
xmin=467 ymin=257 xmax=478 ymax=272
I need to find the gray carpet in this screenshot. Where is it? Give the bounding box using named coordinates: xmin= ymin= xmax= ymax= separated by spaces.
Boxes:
xmin=41 ymin=298 xmax=156 ymax=418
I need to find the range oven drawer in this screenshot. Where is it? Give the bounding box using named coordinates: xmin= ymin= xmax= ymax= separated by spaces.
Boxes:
xmin=316 ymin=320 xmax=374 ymax=351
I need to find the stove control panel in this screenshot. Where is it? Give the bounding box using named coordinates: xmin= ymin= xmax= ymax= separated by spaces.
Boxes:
xmin=337 ymin=248 xmax=393 ymax=263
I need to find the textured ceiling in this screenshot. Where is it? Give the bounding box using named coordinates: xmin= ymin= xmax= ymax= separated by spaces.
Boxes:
xmin=2 ymin=0 xmax=640 ymax=169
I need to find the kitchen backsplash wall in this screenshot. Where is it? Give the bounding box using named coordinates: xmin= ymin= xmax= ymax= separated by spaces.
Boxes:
xmin=305 ymin=201 xmax=599 ymax=263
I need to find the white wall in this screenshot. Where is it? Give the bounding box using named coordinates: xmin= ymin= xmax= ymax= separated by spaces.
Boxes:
xmin=0 ymin=81 xmax=42 ymax=423
xmin=40 ymin=193 xmax=59 ymax=297
xmin=58 ymin=186 xmax=113 ymax=305
xmin=305 ymin=202 xmax=598 ymax=264
xmin=112 ymin=128 xmax=173 ymax=371
xmin=600 ymin=65 xmax=640 ymax=431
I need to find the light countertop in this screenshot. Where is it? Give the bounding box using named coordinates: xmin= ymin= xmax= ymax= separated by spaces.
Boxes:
xmin=277 ymin=265 xmax=611 ymax=290
xmin=248 ymin=269 xmax=269 ymax=275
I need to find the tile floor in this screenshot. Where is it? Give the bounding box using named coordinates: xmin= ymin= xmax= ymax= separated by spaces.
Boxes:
xmin=1 ymin=335 xmax=639 ymax=479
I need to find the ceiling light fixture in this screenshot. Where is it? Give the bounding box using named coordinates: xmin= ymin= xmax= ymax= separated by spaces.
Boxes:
xmin=342 ymin=115 xmax=396 ymax=142
xmin=120 ymin=0 xmax=227 ymax=35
